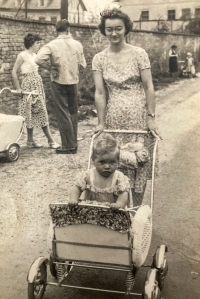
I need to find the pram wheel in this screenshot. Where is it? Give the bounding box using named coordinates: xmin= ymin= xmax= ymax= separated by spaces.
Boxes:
xmin=157 ymin=260 xmax=168 ymax=290
xmin=152 ymin=245 xmax=168 ymax=290
xmin=27 ymin=258 xmax=47 ymax=299
xmin=6 ymin=143 xmax=19 ymax=162
xmin=143 ymin=268 xmax=161 ymax=299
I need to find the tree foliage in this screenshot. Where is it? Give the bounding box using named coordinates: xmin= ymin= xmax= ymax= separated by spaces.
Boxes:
xmin=185 ymin=17 xmax=200 ymax=35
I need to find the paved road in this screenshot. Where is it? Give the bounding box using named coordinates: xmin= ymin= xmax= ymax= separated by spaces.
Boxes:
xmin=1 ymin=77 xmax=200 ymax=299
xmin=153 ymin=79 xmax=200 ymax=299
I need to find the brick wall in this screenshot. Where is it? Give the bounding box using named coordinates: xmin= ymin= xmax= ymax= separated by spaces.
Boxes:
xmin=0 ymin=16 xmax=199 ymax=116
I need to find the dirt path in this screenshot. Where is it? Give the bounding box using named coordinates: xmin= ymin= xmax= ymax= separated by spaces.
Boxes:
xmin=1 ymin=77 xmax=200 ymax=299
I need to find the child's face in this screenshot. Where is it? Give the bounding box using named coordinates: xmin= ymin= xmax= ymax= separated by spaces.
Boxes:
xmin=93 ymin=151 xmax=118 ymax=177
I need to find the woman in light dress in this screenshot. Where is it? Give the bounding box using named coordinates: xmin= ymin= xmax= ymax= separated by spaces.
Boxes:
xmin=12 ymin=33 xmax=59 ymax=149
xmin=92 ymin=7 xmax=160 ymax=205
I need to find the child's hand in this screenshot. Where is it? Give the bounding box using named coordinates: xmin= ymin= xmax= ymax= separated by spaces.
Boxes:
xmin=51 ymin=67 xmax=59 ymax=79
xmin=68 ymin=199 xmax=78 ymax=207
xmin=110 ymin=203 xmax=121 ymax=211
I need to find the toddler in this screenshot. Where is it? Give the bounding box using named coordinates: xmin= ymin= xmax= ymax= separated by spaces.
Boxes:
xmin=185 ymin=52 xmax=196 ymax=77
xmin=68 ymin=133 xmax=131 ymax=209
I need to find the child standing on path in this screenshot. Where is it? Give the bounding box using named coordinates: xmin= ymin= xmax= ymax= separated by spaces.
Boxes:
xmin=185 ymin=52 xmax=196 ymax=77
xmin=68 ymin=133 xmax=132 ymax=209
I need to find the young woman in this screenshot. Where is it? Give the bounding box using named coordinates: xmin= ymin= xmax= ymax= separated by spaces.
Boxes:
xmin=92 ymin=7 xmax=160 ymax=206
xmin=12 ymin=33 xmax=59 ymax=149
xmin=169 ymin=45 xmax=178 ymax=77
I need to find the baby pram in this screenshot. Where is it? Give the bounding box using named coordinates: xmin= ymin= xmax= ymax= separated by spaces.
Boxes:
xmin=179 ymin=61 xmax=195 ymax=78
xmin=0 ymin=87 xmax=38 ymax=162
xmin=27 ymin=130 xmax=168 ymax=298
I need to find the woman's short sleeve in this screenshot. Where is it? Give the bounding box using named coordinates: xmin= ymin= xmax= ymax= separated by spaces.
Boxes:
xmin=92 ymin=53 xmax=102 ymax=72
xmin=18 ymin=52 xmax=25 ymax=61
xmin=137 ymin=48 xmax=151 ymax=70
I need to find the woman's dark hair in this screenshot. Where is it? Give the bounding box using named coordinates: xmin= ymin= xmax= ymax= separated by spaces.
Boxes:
xmin=92 ymin=133 xmax=120 ymax=161
xmin=24 ymin=33 xmax=42 ymax=49
xmin=171 ymin=45 xmax=177 ymax=49
xmin=98 ymin=8 xmax=133 ymax=36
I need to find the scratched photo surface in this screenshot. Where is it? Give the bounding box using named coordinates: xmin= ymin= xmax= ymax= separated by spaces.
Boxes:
xmin=0 ymin=0 xmax=200 ymax=298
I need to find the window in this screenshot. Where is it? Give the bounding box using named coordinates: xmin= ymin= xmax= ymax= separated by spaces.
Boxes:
xmin=39 ymin=0 xmax=45 ymax=6
xmin=71 ymin=0 xmax=76 ymax=9
xmin=141 ymin=11 xmax=149 ymax=21
xmin=39 ymin=17 xmax=45 ymax=22
xmin=16 ymin=0 xmax=22 ymax=5
xmin=195 ymin=8 xmax=200 ymax=17
xmin=168 ymin=10 xmax=176 ymax=20
xmin=182 ymin=8 xmax=191 ymax=19
xmin=51 ymin=17 xmax=57 ymax=23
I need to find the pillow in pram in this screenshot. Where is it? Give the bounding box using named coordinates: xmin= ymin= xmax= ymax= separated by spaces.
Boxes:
xmin=120 ymin=141 xmax=150 ymax=169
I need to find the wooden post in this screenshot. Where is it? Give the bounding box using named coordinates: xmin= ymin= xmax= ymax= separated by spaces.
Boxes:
xmin=25 ymin=0 xmax=28 ymax=19
xmin=61 ymin=0 xmax=68 ymax=20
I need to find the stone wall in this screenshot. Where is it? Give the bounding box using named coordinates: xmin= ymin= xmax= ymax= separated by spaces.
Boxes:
xmin=0 ymin=16 xmax=199 ymax=116
xmin=128 ymin=30 xmax=200 ymax=74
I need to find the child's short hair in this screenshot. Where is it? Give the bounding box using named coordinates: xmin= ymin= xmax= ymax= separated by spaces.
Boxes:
xmin=92 ymin=133 xmax=120 ymax=160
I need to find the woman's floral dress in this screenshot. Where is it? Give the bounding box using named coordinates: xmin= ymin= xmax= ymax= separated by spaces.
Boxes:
xmin=92 ymin=46 xmax=157 ymax=193
xmin=18 ymin=51 xmax=48 ymax=128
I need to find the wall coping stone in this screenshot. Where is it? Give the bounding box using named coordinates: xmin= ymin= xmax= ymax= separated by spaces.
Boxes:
xmin=1 ymin=14 xmax=199 ymax=37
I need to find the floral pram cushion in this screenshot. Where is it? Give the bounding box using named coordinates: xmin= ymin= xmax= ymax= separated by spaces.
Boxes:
xmin=49 ymin=202 xmax=131 ymax=233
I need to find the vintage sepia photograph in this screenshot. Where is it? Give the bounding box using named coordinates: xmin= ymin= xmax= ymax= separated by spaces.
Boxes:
xmin=0 ymin=0 xmax=200 ymax=298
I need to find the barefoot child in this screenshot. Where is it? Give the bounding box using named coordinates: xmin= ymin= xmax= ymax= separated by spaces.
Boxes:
xmin=185 ymin=52 xmax=196 ymax=77
xmin=68 ymin=133 xmax=131 ymax=209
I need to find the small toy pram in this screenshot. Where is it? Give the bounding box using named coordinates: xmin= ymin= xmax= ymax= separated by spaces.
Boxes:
xmin=27 ymin=130 xmax=168 ymax=298
xmin=0 ymin=87 xmax=38 ymax=162
xmin=0 ymin=112 xmax=24 ymax=162
xmin=179 ymin=61 xmax=195 ymax=79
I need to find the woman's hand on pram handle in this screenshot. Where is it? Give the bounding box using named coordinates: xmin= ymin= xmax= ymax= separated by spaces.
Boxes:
xmin=147 ymin=117 xmax=162 ymax=140
xmin=110 ymin=203 xmax=122 ymax=211
xmin=92 ymin=124 xmax=105 ymax=137
xmin=67 ymin=199 xmax=79 ymax=207
xmin=10 ymin=88 xmax=23 ymax=94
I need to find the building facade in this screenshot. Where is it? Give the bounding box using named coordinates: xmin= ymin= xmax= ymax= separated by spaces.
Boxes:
xmin=114 ymin=0 xmax=200 ymax=32
xmin=116 ymin=0 xmax=200 ymax=20
xmin=0 ymin=0 xmax=86 ymax=24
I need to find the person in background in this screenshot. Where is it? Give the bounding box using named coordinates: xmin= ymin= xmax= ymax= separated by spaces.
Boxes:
xmin=169 ymin=45 xmax=178 ymax=77
xmin=185 ymin=52 xmax=196 ymax=78
xmin=35 ymin=19 xmax=86 ymax=154
xmin=92 ymin=6 xmax=160 ymax=206
xmin=12 ymin=33 xmax=60 ymax=149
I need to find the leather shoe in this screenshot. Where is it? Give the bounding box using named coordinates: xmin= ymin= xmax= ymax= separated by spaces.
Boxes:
xmin=56 ymin=147 xmax=77 ymax=154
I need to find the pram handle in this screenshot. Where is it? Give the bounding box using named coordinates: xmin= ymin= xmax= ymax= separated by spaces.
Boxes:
xmin=12 ymin=90 xmax=39 ymax=96
xmin=104 ymin=129 xmax=148 ymax=134
xmin=86 ymin=129 xmax=148 ymax=134
xmin=0 ymin=87 xmax=39 ymax=95
xmin=49 ymin=202 xmax=138 ymax=211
